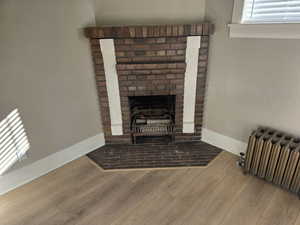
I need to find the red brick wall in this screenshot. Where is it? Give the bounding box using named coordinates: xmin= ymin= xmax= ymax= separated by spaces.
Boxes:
xmin=86 ymin=24 xmax=212 ymax=144
xmin=115 ymin=37 xmax=186 ymax=63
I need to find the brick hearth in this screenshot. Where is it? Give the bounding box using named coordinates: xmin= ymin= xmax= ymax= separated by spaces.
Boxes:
xmin=87 ymin=142 xmax=222 ymax=170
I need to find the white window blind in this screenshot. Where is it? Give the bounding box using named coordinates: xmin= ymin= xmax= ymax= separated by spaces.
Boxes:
xmin=0 ymin=109 xmax=30 ymax=175
xmin=242 ymin=0 xmax=300 ymax=23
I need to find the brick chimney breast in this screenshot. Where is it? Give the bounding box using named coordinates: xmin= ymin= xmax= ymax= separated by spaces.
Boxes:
xmin=85 ymin=24 xmax=213 ymax=144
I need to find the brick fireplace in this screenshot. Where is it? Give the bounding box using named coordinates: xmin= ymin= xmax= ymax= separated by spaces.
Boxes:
xmin=85 ymin=23 xmax=213 ymax=144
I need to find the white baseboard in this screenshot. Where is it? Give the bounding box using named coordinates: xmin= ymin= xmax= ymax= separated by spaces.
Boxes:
xmin=201 ymin=128 xmax=247 ymax=156
xmin=0 ymin=129 xmax=245 ymax=195
xmin=0 ymin=133 xmax=105 ymax=195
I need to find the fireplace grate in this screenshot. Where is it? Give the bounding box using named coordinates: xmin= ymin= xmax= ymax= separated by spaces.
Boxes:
xmin=133 ymin=123 xmax=174 ymax=136
xmin=131 ymin=111 xmax=175 ymax=144
xmin=129 ymin=95 xmax=175 ymax=144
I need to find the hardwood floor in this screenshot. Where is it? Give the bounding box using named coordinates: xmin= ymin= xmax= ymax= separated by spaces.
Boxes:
xmin=0 ymin=151 xmax=299 ymax=225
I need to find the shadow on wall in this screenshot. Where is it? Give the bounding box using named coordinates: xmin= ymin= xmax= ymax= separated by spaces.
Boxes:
xmin=0 ymin=109 xmax=30 ymax=175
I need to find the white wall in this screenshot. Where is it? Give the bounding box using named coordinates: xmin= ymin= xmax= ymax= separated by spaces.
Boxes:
xmin=94 ymin=0 xmax=206 ymax=25
xmin=0 ymin=0 xmax=102 ymax=171
xmin=205 ymin=0 xmax=300 ymax=142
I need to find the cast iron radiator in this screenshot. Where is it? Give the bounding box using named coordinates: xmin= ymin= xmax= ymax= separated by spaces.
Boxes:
xmin=240 ymin=127 xmax=300 ymax=197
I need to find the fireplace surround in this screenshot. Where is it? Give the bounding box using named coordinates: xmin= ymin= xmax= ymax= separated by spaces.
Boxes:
xmin=85 ymin=23 xmax=214 ymax=144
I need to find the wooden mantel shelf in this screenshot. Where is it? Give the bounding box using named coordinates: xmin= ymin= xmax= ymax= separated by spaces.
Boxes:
xmin=84 ymin=23 xmax=214 ymax=39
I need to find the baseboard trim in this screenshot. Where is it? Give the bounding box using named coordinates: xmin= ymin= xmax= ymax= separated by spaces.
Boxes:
xmin=0 ymin=133 xmax=105 ymax=195
xmin=201 ymin=128 xmax=247 ymax=156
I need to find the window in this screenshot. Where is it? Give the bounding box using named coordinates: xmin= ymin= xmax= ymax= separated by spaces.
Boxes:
xmin=242 ymin=0 xmax=300 ymax=23
xmin=0 ymin=109 xmax=30 ymax=175
xmin=229 ymin=0 xmax=300 ymax=39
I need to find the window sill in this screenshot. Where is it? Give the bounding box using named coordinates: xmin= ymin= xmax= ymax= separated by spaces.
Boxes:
xmin=228 ymin=23 xmax=300 ymax=39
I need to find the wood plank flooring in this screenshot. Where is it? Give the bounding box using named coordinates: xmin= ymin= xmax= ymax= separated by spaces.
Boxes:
xmin=0 ymin=151 xmax=299 ymax=225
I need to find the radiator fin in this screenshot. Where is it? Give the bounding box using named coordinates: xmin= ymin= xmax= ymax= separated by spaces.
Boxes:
xmin=244 ymin=127 xmax=300 ymax=197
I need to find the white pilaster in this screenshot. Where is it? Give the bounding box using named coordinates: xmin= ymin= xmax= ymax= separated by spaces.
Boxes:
xmin=99 ymin=39 xmax=123 ymax=135
xmin=183 ymin=36 xmax=201 ymax=133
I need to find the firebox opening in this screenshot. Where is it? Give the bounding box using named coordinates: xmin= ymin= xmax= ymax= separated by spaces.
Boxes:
xmin=129 ymin=95 xmax=176 ymax=144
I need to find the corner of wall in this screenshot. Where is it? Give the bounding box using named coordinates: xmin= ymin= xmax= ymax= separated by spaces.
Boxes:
xmin=201 ymin=128 xmax=247 ymax=155
xmin=88 ymin=0 xmax=97 ymax=26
